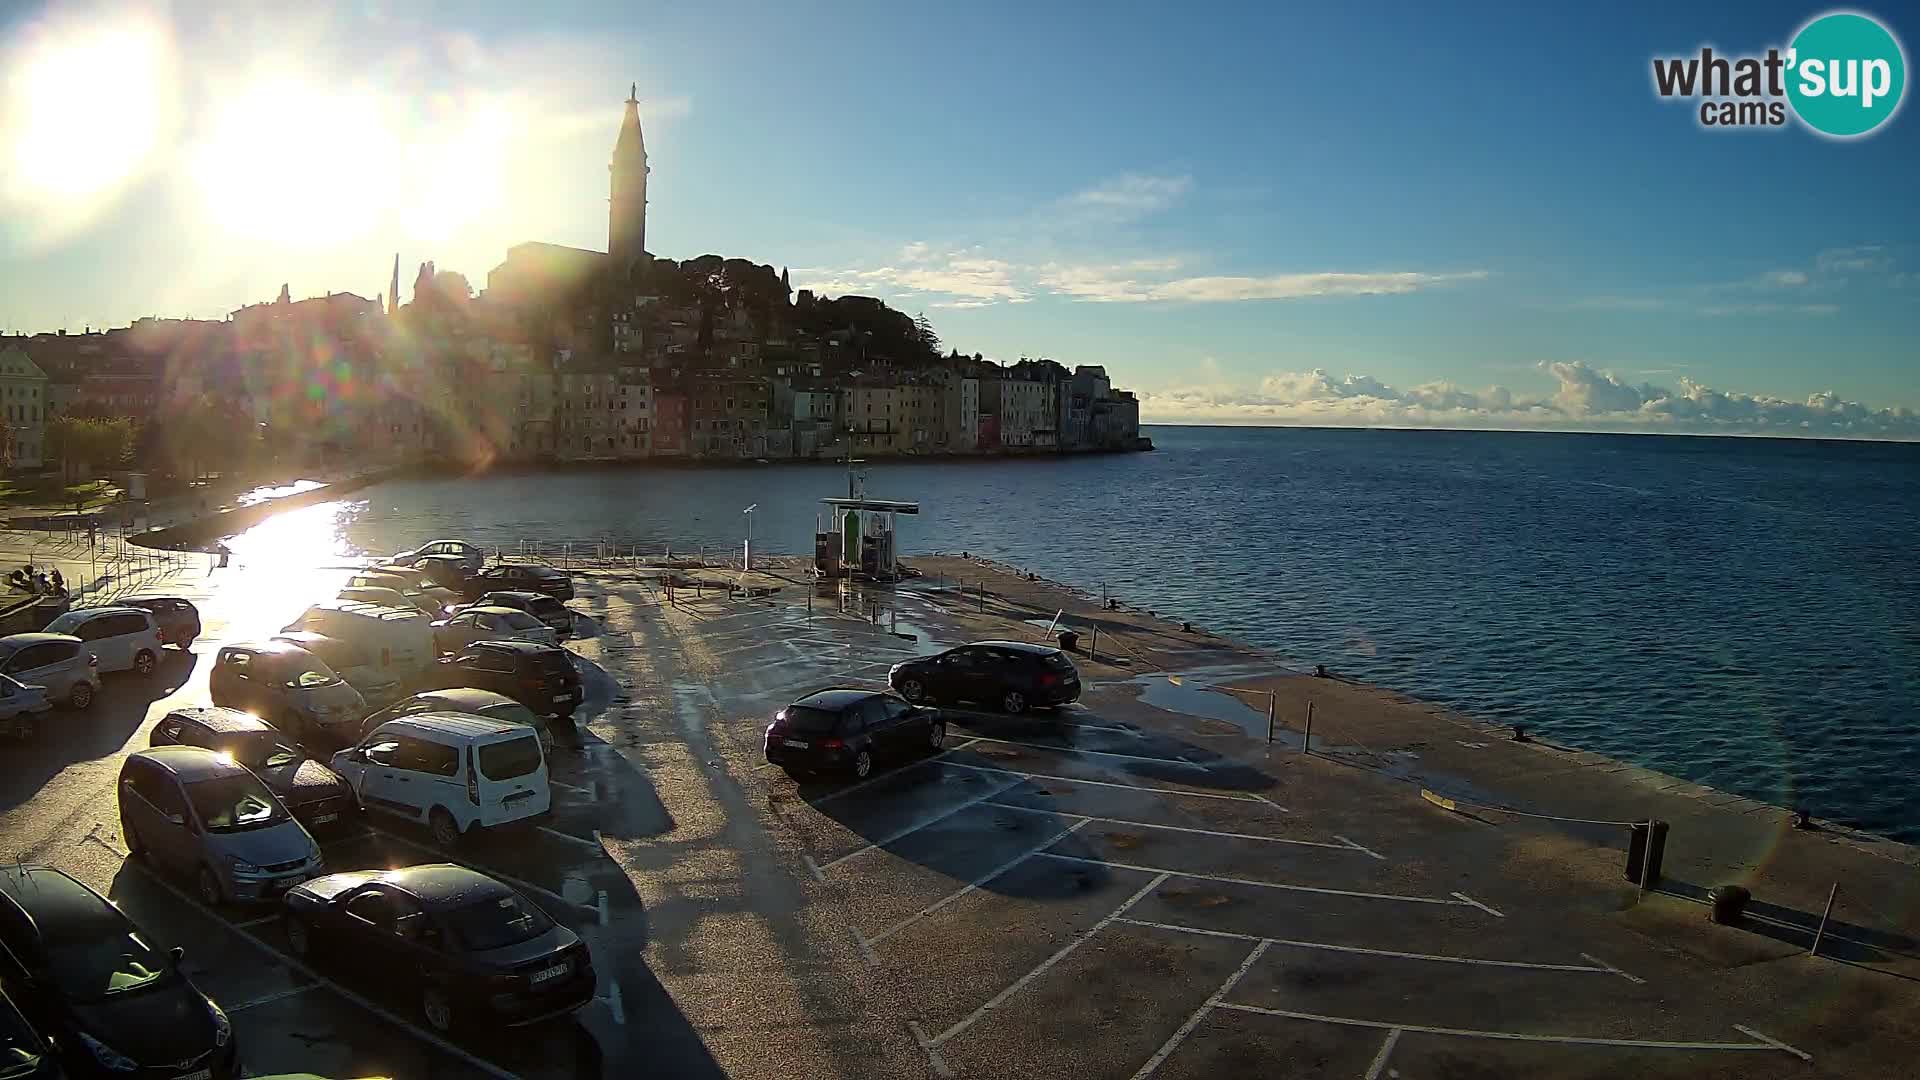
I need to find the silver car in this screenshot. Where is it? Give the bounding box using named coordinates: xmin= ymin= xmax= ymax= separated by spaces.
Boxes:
xmin=0 ymin=632 xmax=101 ymax=710
xmin=117 ymin=746 xmax=324 ymax=905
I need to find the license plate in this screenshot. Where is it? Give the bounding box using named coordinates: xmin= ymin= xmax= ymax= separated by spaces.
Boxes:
xmin=311 ymin=812 xmax=338 ymax=824
xmin=529 ymin=962 xmax=569 ymax=984
xmin=782 ymin=738 xmax=809 ymax=749
xmin=552 ymin=691 xmax=574 ymax=703
xmin=177 ymin=1069 xmax=211 ymax=1080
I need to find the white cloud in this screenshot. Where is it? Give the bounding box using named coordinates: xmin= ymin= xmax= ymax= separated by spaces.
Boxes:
xmin=1066 ymin=173 xmax=1192 ymax=216
xmin=1697 ymin=303 xmax=1838 ymax=317
xmin=1815 ymin=245 xmax=1891 ymax=275
xmin=1136 ymin=361 xmax=1920 ymax=439
xmin=1756 ymin=270 xmax=1810 ymax=288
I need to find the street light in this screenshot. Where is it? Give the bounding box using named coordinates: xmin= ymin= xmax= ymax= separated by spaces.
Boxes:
xmin=743 ymin=503 xmax=757 ymax=571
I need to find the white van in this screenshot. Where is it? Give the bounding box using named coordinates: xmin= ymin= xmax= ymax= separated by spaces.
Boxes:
xmin=284 ymin=601 xmax=436 ymax=685
xmin=331 ymin=713 xmax=551 ymax=847
xmin=43 ymin=606 xmax=165 ymax=676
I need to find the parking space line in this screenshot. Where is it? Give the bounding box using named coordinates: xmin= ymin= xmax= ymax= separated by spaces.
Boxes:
xmin=1038 ymin=853 xmax=1477 ymax=909
xmin=367 ymin=826 xmax=600 ymax=916
xmin=1116 ymin=917 xmax=1620 ymax=975
xmin=126 ymin=861 xmax=520 ymax=1080
xmin=805 ymin=739 xmax=982 ymax=807
xmin=908 ymin=1021 xmax=954 ymax=1079
xmin=929 ymin=872 xmax=1170 ymax=1049
xmin=1450 ymin=891 xmax=1505 ymax=918
xmin=868 ymin=819 xmax=1093 ymax=947
xmin=227 ymin=982 xmax=323 ymax=1013
xmin=816 ymin=777 xmax=1028 ymax=872
xmin=1733 ymin=1025 xmax=1814 ymax=1062
xmin=1364 ymin=1027 xmax=1403 ymax=1080
xmin=984 ymin=801 xmax=1355 ymax=852
xmin=537 ymin=825 xmax=607 ymax=853
xmin=1130 ymin=939 xmax=1272 ymax=1080
xmin=1334 ymin=834 xmax=1386 ymax=860
xmin=232 ymin=913 xmax=281 ymax=929
xmin=1211 ymin=1004 xmax=1799 ymax=1056
xmin=964 ymin=735 xmax=1209 ymax=770
xmin=549 ymin=779 xmax=592 ymax=795
xmin=941 ymin=761 xmax=1263 ymax=803
xmin=1580 ymin=952 xmax=1647 ymax=985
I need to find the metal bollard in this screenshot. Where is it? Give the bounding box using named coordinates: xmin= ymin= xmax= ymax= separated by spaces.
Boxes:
xmin=1267 ymin=691 xmax=1276 ymax=743
xmin=1089 ymin=626 xmax=1099 ymax=662
xmin=1302 ymin=700 xmax=1314 ymax=754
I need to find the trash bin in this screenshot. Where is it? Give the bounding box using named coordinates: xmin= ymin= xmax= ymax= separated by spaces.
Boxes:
xmin=1057 ymin=630 xmax=1080 ymax=653
xmin=1708 ymin=884 xmax=1751 ymax=925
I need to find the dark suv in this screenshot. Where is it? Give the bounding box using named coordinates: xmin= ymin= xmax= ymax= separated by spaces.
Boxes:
xmin=764 ymin=688 xmax=944 ymax=778
xmin=460 ymin=564 xmax=574 ymax=602
xmin=423 ymin=641 xmax=583 ymax=721
xmin=888 ymin=640 xmax=1082 ymax=714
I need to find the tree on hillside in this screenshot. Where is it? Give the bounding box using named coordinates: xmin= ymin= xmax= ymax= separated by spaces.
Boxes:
xmin=913 ymin=312 xmax=941 ymax=358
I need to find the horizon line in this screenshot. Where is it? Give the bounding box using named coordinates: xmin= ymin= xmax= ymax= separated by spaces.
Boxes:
xmin=1138 ymin=420 xmax=1920 ymax=446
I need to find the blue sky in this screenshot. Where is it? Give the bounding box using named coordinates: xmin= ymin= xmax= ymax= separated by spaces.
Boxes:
xmin=2 ymin=0 xmax=1916 ymax=433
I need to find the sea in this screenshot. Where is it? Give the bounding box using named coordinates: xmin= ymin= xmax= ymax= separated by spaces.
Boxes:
xmin=237 ymin=426 xmax=1920 ymax=842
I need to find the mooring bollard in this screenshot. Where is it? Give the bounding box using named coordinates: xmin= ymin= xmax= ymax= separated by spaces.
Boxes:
xmin=978 ymin=582 xmax=986 ymax=612
xmin=1089 ymin=626 xmax=1099 ymax=662
xmin=1267 ymin=691 xmax=1277 ymax=743
xmin=1302 ymin=700 xmax=1314 ymax=753
xmin=1811 ymin=882 xmax=1838 ymax=956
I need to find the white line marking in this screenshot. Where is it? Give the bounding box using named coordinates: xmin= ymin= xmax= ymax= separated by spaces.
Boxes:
xmin=232 ymin=913 xmax=281 ymax=929
xmin=367 ymin=826 xmax=597 ymax=915
xmin=852 ymin=925 xmax=879 ymax=966
xmin=909 ymin=1020 xmax=954 ymax=1078
xmin=1579 ymin=952 xmax=1645 ymax=984
xmin=1734 ymin=1025 xmax=1813 ymax=1062
xmin=806 ymin=739 xmax=982 ymax=807
xmin=1450 ymin=891 xmax=1505 ymax=918
xmin=1334 ymin=834 xmax=1387 ymax=860
xmin=126 ymin=861 xmax=520 ymax=1080
xmin=1214 ymin=1004 xmax=1790 ymax=1053
xmin=984 ymin=801 xmax=1354 ymax=851
xmin=537 ymin=826 xmax=606 ymax=852
xmin=549 ymin=779 xmax=592 ymax=794
xmin=597 ymin=890 xmax=609 ymax=927
xmin=1364 ymin=1027 xmax=1403 ymax=1080
xmin=931 ymin=872 xmax=1171 ymax=1047
xmin=226 ymin=982 xmax=322 ymax=1013
xmin=1130 ymin=939 xmax=1272 ymax=1080
xmin=602 ymin=979 xmax=625 ymax=1025
xmin=868 ymin=819 xmax=1093 ymax=946
xmin=1248 ymin=793 xmax=1287 ymax=813
xmin=965 ymin=734 xmax=1209 ymax=769
xmin=802 ymin=855 xmax=826 ymax=883
xmin=940 ymin=760 xmax=1261 ymax=803
xmin=1039 ymin=853 xmax=1471 ymax=908
xmin=1117 ymin=918 xmax=1617 ymax=975
xmin=817 ymin=778 xmax=1028 ymax=872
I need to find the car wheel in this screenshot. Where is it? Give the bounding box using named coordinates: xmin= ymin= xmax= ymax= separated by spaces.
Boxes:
xmin=422 ymin=986 xmax=455 ymax=1033
xmin=285 ymin=915 xmax=311 ymax=959
xmin=899 ymin=678 xmax=926 ymax=703
xmin=1002 ymin=690 xmax=1029 ymax=715
xmin=134 ymin=650 xmax=157 ymax=677
xmin=123 ymin=820 xmax=144 ymax=858
xmin=196 ymin=866 xmax=223 ymax=906
xmin=926 ymin=721 xmax=946 ymax=752
xmin=852 ymin=749 xmax=874 ymax=779
xmin=67 ymin=682 xmax=93 ymax=711
xmin=428 ymin=808 xmax=461 ymax=848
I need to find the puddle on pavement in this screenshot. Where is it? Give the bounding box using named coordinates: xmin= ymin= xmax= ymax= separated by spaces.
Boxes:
xmin=1129 ymin=667 xmax=1275 ymax=736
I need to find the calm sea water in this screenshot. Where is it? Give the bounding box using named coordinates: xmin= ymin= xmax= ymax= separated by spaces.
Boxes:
xmin=280 ymin=427 xmax=1920 ymax=841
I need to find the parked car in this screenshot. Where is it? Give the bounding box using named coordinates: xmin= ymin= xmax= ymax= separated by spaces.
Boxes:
xmin=466 ymin=591 xmax=573 ymax=638
xmin=282 ymin=602 xmax=437 ymax=686
xmin=348 ymin=572 xmax=462 ymax=617
xmin=282 ymin=864 xmax=594 ymax=1033
xmin=764 ymin=688 xmax=944 ymax=779
xmin=0 ymin=865 xmax=237 ymax=1079
xmin=421 ymin=641 xmax=582 ymax=722
xmin=889 ymin=640 xmax=1082 ymax=714
xmin=386 ymin=540 xmax=487 ymax=574
xmin=412 ymin=555 xmax=475 ymax=591
xmin=339 ymin=585 xmax=443 ymax=619
xmin=149 ymin=707 xmax=360 ymax=837
xmin=0 ymin=633 xmax=99 ymax=710
xmin=0 ymin=676 xmax=51 ymax=741
xmin=0 ymin=986 xmax=57 ymax=1079
xmin=41 ymin=607 xmax=163 ymax=677
xmin=119 ymin=596 xmax=201 ymax=650
xmin=331 ymin=714 xmax=552 ymax=847
xmin=210 ymin=642 xmax=367 ymax=749
xmin=120 ymin=747 xmax=324 ymax=905
xmin=459 ymin=564 xmax=574 ymax=602
xmin=358 ymin=688 xmax=555 ymax=753
xmin=271 ymin=631 xmax=402 ymax=709
xmin=431 ymin=606 xmax=558 ymax=654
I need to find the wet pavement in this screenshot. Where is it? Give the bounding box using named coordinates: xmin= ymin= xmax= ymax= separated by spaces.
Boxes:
xmin=0 ymin=551 xmax=1910 ymax=1078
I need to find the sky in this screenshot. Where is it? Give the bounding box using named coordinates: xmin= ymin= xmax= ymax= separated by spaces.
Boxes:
xmin=2 ymin=0 xmax=1917 ymax=436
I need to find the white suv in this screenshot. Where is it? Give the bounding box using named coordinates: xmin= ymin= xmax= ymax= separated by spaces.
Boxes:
xmin=42 ymin=607 xmax=164 ymax=677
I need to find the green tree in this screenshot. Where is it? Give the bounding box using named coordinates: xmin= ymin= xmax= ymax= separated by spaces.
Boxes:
xmin=45 ymin=416 xmax=131 ymax=484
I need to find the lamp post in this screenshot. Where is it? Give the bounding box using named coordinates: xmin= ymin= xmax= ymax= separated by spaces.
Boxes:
xmin=743 ymin=503 xmax=757 ymax=571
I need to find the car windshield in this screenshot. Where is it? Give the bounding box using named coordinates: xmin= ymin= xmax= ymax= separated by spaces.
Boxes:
xmin=783 ymin=705 xmax=842 ymax=733
xmin=45 ymin=928 xmax=171 ymax=1001
xmin=481 ymin=702 xmax=544 ymax=728
xmin=536 ymin=652 xmax=575 ymax=676
xmin=231 ymin=733 xmax=303 ymax=771
xmin=442 ymin=892 xmax=554 ymax=951
xmin=42 ymin=613 xmax=83 ymax=634
xmin=1042 ymin=652 xmax=1075 ymax=670
xmin=499 ymin=612 xmax=543 ymax=631
xmin=279 ymin=657 xmax=341 ymax=688
xmin=186 ymin=774 xmax=289 ymax=832
xmin=478 ymin=735 xmax=542 ymax=780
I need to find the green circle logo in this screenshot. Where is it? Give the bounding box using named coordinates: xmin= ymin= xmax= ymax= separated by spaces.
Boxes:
xmin=1787 ymin=12 xmax=1907 ymax=137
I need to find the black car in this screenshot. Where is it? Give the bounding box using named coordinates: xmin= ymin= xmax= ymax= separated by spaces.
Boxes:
xmin=0 ymin=865 xmax=236 ymax=1079
xmin=422 ymin=641 xmax=583 ymax=721
xmin=282 ymin=864 xmax=595 ymax=1033
xmin=120 ymin=597 xmax=201 ymax=651
xmin=466 ymin=591 xmax=573 ymax=638
xmin=149 ymin=707 xmax=360 ymax=837
xmin=460 ymin=564 xmax=574 ymax=602
xmin=0 ymin=986 xmax=57 ymax=1079
xmin=889 ymin=640 xmax=1082 ymax=714
xmin=764 ymin=688 xmax=944 ymax=778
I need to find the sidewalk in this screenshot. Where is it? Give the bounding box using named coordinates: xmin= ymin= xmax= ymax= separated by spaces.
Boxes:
xmin=0 ymin=527 xmax=212 ymax=606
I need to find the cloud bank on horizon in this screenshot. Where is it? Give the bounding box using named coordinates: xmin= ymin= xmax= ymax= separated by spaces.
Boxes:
xmin=1140 ymin=361 xmax=1920 ymax=440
